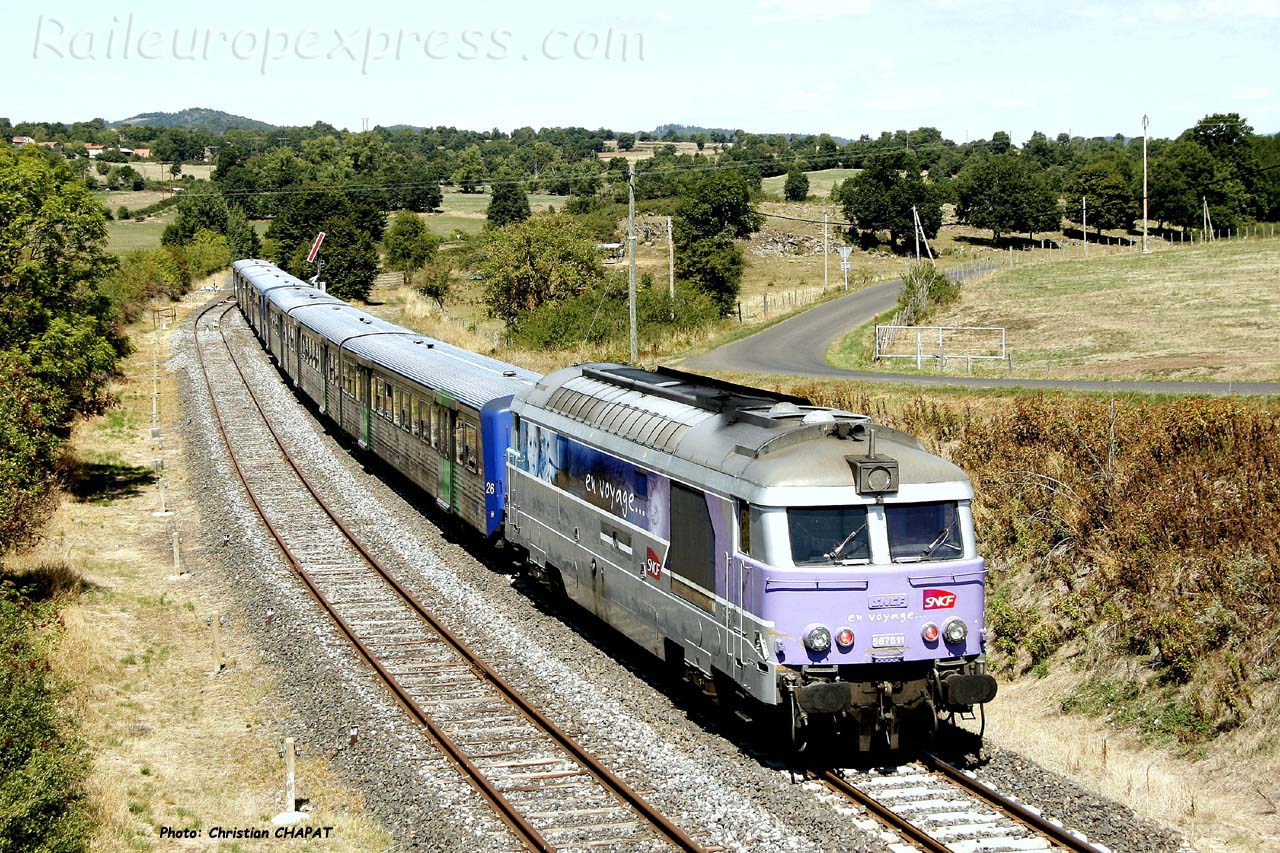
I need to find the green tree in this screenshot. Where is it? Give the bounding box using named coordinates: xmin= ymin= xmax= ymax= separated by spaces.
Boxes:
xmin=783 ymin=168 xmax=809 ymax=201
xmin=267 ymin=187 xmax=384 ymax=264
xmin=225 ymin=206 xmax=262 ymax=259
xmin=1067 ymin=160 xmax=1137 ymax=235
xmin=477 ymin=213 xmax=604 ymax=325
xmin=0 ymin=147 xmax=127 ymax=551
xmin=955 ymin=154 xmax=1061 ymax=241
xmin=290 ymin=217 xmax=378 ymax=302
xmin=674 ymin=170 xmax=762 ymax=244
xmin=383 ymin=211 xmax=439 ymax=284
xmin=838 ymin=156 xmax=941 ymax=249
xmin=164 ymin=183 xmax=229 ymax=245
xmin=616 ymin=133 xmax=636 ymax=152
xmin=452 ymin=146 xmax=486 ymax=193
xmin=673 ymin=171 xmax=762 ymax=313
xmin=486 ymin=174 xmax=532 ymax=226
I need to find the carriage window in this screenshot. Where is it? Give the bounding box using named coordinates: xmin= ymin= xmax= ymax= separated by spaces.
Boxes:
xmin=465 ymin=423 xmax=480 ymax=474
xmin=886 ymin=502 xmax=963 ymax=563
xmin=788 ymin=506 xmax=870 ymax=565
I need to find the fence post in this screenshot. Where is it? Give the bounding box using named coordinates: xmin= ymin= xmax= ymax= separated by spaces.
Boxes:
xmin=916 ymin=330 xmax=923 ymax=369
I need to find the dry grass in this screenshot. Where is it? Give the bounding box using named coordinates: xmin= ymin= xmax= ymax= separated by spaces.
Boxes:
xmin=980 ymin=674 xmax=1280 ymax=852
xmin=837 ymin=236 xmax=1280 ymax=381
xmin=33 ymin=281 xmax=392 ymax=851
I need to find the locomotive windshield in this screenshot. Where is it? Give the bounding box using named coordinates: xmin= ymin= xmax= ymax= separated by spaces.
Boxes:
xmin=886 ymin=501 xmax=963 ymax=562
xmin=788 ymin=506 xmax=870 ymax=564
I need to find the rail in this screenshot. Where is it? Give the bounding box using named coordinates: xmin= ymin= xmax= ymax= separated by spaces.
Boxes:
xmin=192 ymin=296 xmax=706 ymax=853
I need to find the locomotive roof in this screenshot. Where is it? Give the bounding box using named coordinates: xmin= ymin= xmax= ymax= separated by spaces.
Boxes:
xmin=240 ymin=260 xmax=539 ymax=409
xmin=514 ymin=363 xmax=972 ymax=503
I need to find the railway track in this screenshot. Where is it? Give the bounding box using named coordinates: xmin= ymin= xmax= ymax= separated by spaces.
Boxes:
xmin=192 ymin=298 xmax=707 ymax=853
xmin=818 ymin=752 xmax=1108 ymax=852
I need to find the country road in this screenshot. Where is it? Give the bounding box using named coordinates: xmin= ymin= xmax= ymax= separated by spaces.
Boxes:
xmin=681 ymin=277 xmax=1280 ymax=397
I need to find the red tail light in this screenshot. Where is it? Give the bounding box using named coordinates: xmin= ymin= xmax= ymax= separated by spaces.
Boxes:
xmin=922 ymin=623 xmax=940 ymax=643
xmin=835 ymin=627 xmax=855 ymax=648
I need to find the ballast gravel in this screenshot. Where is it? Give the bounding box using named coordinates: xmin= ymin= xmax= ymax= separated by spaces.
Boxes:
xmin=169 ymin=295 xmax=1191 ymax=853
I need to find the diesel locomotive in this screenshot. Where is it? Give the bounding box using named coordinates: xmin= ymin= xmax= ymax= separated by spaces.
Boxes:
xmin=233 ymin=259 xmax=996 ymax=751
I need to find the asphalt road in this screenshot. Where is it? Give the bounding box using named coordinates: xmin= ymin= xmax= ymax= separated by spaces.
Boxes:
xmin=682 ymin=278 xmax=1280 ymax=396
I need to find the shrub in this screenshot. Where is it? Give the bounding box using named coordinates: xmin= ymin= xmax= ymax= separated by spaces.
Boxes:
xmin=0 ymin=584 xmax=91 ymax=852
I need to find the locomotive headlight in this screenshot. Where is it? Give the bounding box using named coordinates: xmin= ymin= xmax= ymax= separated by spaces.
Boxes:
xmin=943 ymin=618 xmax=968 ymax=644
xmin=835 ymin=627 xmax=855 ymax=649
xmin=921 ymin=622 xmax=940 ymax=643
xmin=804 ymin=625 xmax=832 ymax=653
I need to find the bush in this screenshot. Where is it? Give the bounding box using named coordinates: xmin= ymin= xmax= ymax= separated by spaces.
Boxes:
xmin=0 ymin=584 xmax=91 ymax=852
xmin=116 ymin=206 xmax=129 ymax=221
xmin=512 ymin=275 xmax=720 ymax=350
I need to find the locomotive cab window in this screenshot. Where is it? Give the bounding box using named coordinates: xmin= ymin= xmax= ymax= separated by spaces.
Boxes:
xmin=788 ymin=505 xmax=870 ymax=565
xmin=886 ymin=501 xmax=963 ymax=562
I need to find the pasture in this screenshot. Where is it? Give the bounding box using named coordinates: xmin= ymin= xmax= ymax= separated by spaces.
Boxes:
xmin=422 ymin=189 xmax=569 ymax=237
xmin=827 ymin=236 xmax=1280 ymax=382
xmin=761 ymin=167 xmax=861 ymax=198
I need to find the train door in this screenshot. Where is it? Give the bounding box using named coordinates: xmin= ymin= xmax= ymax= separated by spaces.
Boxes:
xmin=726 ymin=500 xmax=751 ymax=684
xmin=320 ymin=345 xmax=329 ymax=414
xmin=435 ymin=397 xmax=455 ymax=511
xmin=359 ymin=368 xmax=372 ymax=448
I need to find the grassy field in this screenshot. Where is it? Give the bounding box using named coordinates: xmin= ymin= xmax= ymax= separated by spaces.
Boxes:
xmin=827 ymin=236 xmax=1280 ymax=381
xmin=761 ymin=167 xmax=861 ymax=198
xmin=104 ymin=210 xmax=177 ymax=253
xmin=422 ymin=189 xmax=569 ymax=236
xmin=95 ymin=189 xmax=173 ymax=212
xmin=129 ymin=161 xmax=213 ymax=181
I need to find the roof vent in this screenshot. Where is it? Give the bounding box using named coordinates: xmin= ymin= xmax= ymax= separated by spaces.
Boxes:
xmin=503 ymin=370 xmax=517 ymax=377
xmin=768 ymin=402 xmax=802 ymax=418
xmin=802 ymin=410 xmax=836 ymax=425
xmin=427 ymin=342 xmax=435 ymax=348
xmin=414 ymin=339 xmax=424 ymax=344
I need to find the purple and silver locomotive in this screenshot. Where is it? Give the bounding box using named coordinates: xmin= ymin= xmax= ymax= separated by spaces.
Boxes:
xmin=507 ymin=364 xmax=996 ymax=750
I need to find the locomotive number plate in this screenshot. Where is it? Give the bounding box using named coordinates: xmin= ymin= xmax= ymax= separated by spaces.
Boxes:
xmin=867 ymin=594 xmax=907 ymax=610
xmin=872 ymin=634 xmax=905 ymax=648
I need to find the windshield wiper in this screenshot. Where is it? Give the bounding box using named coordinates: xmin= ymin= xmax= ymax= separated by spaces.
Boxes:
xmin=918 ymin=524 xmax=961 ymax=561
xmin=825 ymin=523 xmax=867 ymax=561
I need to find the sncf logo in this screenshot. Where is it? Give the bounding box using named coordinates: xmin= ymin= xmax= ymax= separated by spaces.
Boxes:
xmin=923 ymin=589 xmax=957 ymax=610
xmin=645 ymin=548 xmax=662 ymax=580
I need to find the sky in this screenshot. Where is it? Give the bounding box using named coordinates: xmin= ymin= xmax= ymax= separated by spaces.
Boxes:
xmin=6 ymin=0 xmax=1279 ymax=142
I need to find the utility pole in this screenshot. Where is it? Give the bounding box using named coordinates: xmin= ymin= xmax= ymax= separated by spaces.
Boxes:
xmin=1082 ymin=196 xmax=1088 ymax=258
xmin=628 ymin=164 xmax=638 ymax=363
xmin=823 ymin=211 xmax=829 ymax=293
xmin=667 ymin=215 xmax=675 ymax=321
xmin=1141 ymin=113 xmax=1150 ymax=254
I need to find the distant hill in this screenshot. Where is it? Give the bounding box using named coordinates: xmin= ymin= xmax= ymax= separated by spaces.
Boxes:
xmin=112 ymin=108 xmax=276 ymax=133
xmin=651 ymin=123 xmax=850 ymax=145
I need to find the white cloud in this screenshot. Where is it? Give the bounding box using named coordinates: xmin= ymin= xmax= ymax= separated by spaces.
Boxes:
xmin=751 ymin=0 xmax=874 ymax=25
